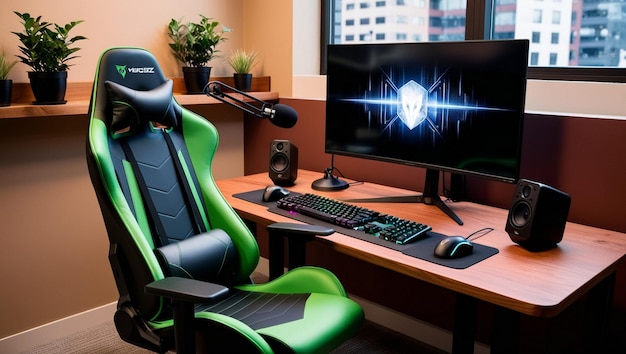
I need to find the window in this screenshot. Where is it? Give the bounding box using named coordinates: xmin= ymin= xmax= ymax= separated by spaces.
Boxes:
xmin=532 ymin=32 xmax=541 ymax=43
xmin=550 ymin=53 xmax=558 ymax=65
xmin=552 ymin=10 xmax=561 ymax=25
xmin=551 ymin=32 xmax=559 ymax=44
xmin=322 ymin=0 xmax=626 ymax=82
xmin=531 ymin=52 xmax=539 ymax=65
xmin=533 ymin=9 xmax=543 ymax=24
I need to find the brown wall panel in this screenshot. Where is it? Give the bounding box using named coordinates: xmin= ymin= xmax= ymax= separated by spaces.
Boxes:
xmin=244 ymin=98 xmax=626 ymax=336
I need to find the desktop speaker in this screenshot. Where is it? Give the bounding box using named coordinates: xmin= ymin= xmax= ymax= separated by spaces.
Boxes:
xmin=505 ymin=179 xmax=571 ymax=251
xmin=269 ymin=139 xmax=298 ymax=186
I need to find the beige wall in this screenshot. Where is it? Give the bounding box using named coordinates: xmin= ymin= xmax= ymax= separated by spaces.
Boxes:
xmin=0 ymin=0 xmax=295 ymax=338
xmin=1 ymin=0 xmax=295 ymax=93
xmin=1 ymin=0 xmax=245 ymax=82
xmin=242 ymin=0 xmax=293 ymax=96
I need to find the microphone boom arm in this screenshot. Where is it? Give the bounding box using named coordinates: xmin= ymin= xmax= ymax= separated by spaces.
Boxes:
xmin=205 ymin=81 xmax=274 ymax=119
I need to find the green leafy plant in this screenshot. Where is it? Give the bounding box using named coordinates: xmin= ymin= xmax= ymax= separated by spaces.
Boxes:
xmin=0 ymin=50 xmax=18 ymax=80
xmin=168 ymin=15 xmax=230 ymax=67
xmin=226 ymin=49 xmax=258 ymax=74
xmin=12 ymin=11 xmax=87 ymax=72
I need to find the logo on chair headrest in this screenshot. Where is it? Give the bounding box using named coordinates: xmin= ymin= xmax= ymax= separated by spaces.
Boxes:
xmin=115 ymin=64 xmax=156 ymax=79
xmin=116 ymin=65 xmax=127 ymax=78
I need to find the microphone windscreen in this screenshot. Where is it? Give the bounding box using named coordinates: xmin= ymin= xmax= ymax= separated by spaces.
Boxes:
xmin=271 ymin=104 xmax=298 ymax=128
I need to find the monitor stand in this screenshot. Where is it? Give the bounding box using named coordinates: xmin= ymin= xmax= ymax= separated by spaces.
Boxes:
xmin=342 ymin=169 xmax=463 ymax=225
xmin=311 ymin=167 xmax=349 ymax=191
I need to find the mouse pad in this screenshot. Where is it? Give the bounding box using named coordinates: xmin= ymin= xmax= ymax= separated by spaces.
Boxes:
xmin=233 ymin=189 xmax=499 ymax=269
xmin=233 ymin=188 xmax=287 ymax=207
xmin=401 ymin=234 xmax=499 ymax=269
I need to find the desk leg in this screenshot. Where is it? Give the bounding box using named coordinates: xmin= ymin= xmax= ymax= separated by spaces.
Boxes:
xmin=452 ymin=293 xmax=478 ymax=354
xmin=491 ymin=306 xmax=520 ymax=354
xmin=268 ymin=233 xmax=285 ymax=281
xmin=582 ymin=272 xmax=615 ymax=353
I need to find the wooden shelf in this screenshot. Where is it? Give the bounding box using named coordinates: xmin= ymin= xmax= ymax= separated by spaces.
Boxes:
xmin=0 ymin=76 xmax=275 ymax=120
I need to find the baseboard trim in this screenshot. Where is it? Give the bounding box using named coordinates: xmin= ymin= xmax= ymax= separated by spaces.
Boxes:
xmin=1 ymin=258 xmax=489 ymax=354
xmin=350 ymin=294 xmax=490 ymax=354
xmin=0 ymin=302 xmax=117 ymax=353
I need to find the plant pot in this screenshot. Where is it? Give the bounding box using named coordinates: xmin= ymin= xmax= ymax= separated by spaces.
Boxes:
xmin=183 ymin=66 xmax=212 ymax=94
xmin=28 ymin=71 xmax=68 ymax=104
xmin=0 ymin=79 xmax=12 ymax=107
xmin=233 ymin=73 xmax=253 ymax=92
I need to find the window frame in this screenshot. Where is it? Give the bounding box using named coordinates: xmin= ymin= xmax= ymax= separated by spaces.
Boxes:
xmin=320 ymin=0 xmax=626 ymax=82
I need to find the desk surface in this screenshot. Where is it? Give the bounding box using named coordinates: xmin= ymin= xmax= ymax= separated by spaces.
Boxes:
xmin=217 ymin=170 xmax=626 ymax=318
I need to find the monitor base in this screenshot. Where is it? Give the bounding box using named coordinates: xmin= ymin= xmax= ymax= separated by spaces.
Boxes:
xmin=311 ymin=168 xmax=349 ymax=191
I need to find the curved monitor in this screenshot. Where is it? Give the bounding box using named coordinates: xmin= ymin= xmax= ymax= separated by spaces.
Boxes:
xmin=325 ymin=39 xmax=529 ymax=183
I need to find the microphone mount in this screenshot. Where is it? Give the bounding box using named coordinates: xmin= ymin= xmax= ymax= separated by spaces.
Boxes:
xmin=204 ymin=81 xmax=278 ymax=120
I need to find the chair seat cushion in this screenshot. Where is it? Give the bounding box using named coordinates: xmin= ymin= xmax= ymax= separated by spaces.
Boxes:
xmin=233 ymin=266 xmax=364 ymax=353
xmin=256 ymin=292 xmax=363 ymax=353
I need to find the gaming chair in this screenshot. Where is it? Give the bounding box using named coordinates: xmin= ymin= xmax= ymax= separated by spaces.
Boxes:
xmin=86 ymin=47 xmax=363 ymax=353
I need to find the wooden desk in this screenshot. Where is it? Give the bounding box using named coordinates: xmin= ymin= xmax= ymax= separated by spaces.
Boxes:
xmin=217 ymin=170 xmax=626 ymax=353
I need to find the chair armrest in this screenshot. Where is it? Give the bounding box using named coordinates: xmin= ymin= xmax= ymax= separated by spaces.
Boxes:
xmin=267 ymin=222 xmax=334 ymax=237
xmin=267 ymin=222 xmax=335 ymax=280
xmin=145 ymin=276 xmax=229 ymax=303
xmin=145 ymin=277 xmax=229 ymax=354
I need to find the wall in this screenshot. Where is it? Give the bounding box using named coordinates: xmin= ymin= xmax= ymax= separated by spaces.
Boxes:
xmin=245 ymin=99 xmax=626 ymax=234
xmin=242 ymin=0 xmax=293 ymax=96
xmin=244 ymin=97 xmax=626 ymax=346
xmin=0 ymin=0 xmax=252 ymax=338
xmin=3 ymin=0 xmax=626 ymax=344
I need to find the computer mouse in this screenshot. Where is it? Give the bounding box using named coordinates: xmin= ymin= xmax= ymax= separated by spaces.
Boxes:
xmin=434 ymin=236 xmax=474 ymax=259
xmin=262 ymin=185 xmax=290 ymax=202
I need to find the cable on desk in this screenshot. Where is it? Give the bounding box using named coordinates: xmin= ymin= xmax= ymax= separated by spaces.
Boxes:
xmin=466 ymin=227 xmax=494 ymax=242
xmin=330 ymin=166 xmax=364 ymax=187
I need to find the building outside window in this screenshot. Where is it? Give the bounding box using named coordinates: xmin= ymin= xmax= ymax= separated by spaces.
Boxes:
xmin=326 ymin=0 xmax=626 ymax=72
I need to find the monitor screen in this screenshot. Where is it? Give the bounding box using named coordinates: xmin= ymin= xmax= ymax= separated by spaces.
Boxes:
xmin=325 ymin=39 xmax=529 ymax=184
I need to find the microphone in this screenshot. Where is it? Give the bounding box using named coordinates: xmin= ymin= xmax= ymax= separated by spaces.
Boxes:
xmin=204 ymin=81 xmax=297 ymax=128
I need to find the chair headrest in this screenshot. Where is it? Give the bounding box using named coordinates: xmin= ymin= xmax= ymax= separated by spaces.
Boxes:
xmin=105 ymin=79 xmax=178 ymax=133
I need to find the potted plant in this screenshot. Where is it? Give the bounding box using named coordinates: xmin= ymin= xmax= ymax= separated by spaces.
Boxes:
xmin=168 ymin=15 xmax=229 ymax=94
xmin=0 ymin=50 xmax=18 ymax=107
xmin=12 ymin=11 xmax=86 ymax=105
xmin=226 ymin=49 xmax=258 ymax=92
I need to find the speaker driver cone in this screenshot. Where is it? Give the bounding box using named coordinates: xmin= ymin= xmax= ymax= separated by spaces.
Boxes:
xmin=511 ymin=201 xmax=531 ymax=228
xmin=271 ymin=154 xmax=288 ymax=172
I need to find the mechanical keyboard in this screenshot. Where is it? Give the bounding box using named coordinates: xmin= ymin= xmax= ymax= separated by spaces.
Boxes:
xmin=276 ymin=193 xmax=432 ymax=245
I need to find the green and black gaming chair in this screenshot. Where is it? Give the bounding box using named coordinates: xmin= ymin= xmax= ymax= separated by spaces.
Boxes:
xmin=86 ymin=47 xmax=364 ymax=353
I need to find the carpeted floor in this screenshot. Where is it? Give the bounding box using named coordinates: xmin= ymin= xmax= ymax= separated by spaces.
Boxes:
xmin=21 ymin=271 xmax=446 ymax=353
xmin=21 ymin=319 xmax=446 ymax=354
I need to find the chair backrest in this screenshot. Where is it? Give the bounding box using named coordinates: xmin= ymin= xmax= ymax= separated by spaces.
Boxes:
xmin=86 ymin=47 xmax=260 ymax=320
